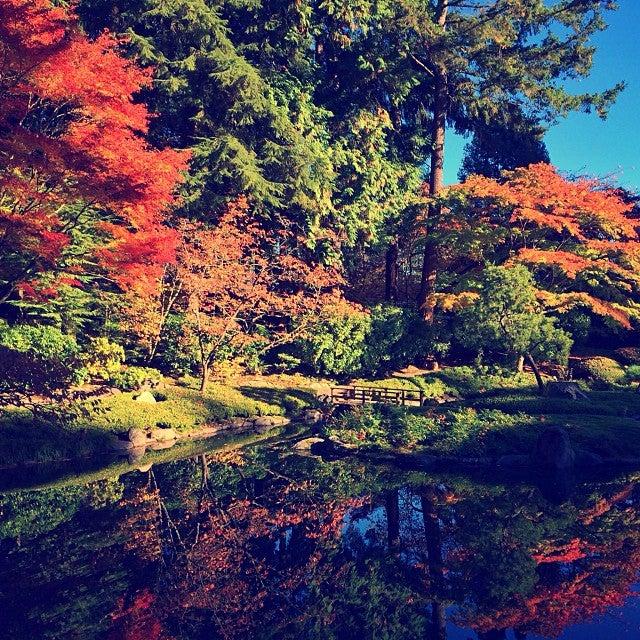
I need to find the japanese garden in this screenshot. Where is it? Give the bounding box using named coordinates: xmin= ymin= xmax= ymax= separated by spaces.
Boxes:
xmin=3 ymin=1 xmax=640 ymax=638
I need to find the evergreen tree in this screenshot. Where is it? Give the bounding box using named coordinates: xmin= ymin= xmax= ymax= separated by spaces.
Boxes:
xmin=459 ymin=108 xmax=550 ymax=180
xmin=394 ymin=0 xmax=623 ymax=319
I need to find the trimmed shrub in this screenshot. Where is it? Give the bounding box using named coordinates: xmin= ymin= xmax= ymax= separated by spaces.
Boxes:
xmin=299 ymin=304 xmax=435 ymax=378
xmin=109 ymin=366 xmax=162 ymax=391
xmin=624 ymin=365 xmax=640 ymax=384
xmin=578 ymin=357 xmax=625 ymax=386
xmin=82 ymin=337 xmax=125 ymax=380
xmin=300 ymin=309 xmax=371 ymax=376
xmin=0 ymin=322 xmax=85 ymax=405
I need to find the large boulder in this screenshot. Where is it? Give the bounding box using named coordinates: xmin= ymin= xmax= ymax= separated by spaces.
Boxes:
xmin=546 ymin=381 xmax=588 ymax=400
xmin=252 ymin=416 xmax=291 ymax=433
xmin=108 ymin=437 xmax=138 ymax=453
xmin=135 ymin=390 xmax=157 ymax=404
xmin=531 ymin=426 xmax=575 ymax=470
xmin=127 ymin=427 xmax=147 ymax=447
xmin=149 ymin=440 xmax=175 ymax=451
xmin=301 ymin=409 xmax=324 ymax=425
xmin=293 ymin=437 xmax=325 ymax=452
xmin=127 ymin=447 xmax=146 ymax=464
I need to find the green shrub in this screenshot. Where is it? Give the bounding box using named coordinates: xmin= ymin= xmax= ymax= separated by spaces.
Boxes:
xmin=385 ymin=408 xmax=437 ymax=447
xmin=625 ymin=365 xmax=640 ymax=383
xmin=82 ymin=337 xmax=125 ymax=380
xmin=300 ymin=309 xmax=371 ymax=376
xmin=324 ymin=405 xmax=438 ymax=449
xmin=299 ymin=304 xmax=436 ymax=378
xmin=109 ymin=366 xmax=162 ymax=391
xmin=360 ymin=305 xmax=436 ymax=376
xmin=435 ymin=366 xmax=537 ymax=396
xmin=455 ymin=266 xmax=572 ymax=372
xmin=324 ymin=405 xmax=386 ymax=445
xmin=0 ymin=322 xmax=85 ymax=409
xmin=578 ymin=357 xmax=625 ymax=386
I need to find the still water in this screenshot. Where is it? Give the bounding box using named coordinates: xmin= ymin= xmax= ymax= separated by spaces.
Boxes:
xmin=2 ymin=440 xmax=640 ymax=639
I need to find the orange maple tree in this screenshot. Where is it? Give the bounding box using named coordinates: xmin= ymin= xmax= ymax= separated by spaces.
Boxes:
xmin=174 ymin=197 xmax=343 ymax=390
xmin=0 ymin=0 xmax=189 ymax=303
xmin=438 ymin=164 xmax=640 ymax=330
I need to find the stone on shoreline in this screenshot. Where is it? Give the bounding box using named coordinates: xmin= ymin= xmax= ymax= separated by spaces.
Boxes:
xmin=530 ymin=426 xmax=575 ymax=470
xmin=127 ymin=427 xmax=147 ymax=447
xmin=151 ymin=427 xmax=177 ymax=442
xmin=301 ymin=409 xmax=324 ymax=425
xmin=294 ymin=437 xmax=325 ymax=451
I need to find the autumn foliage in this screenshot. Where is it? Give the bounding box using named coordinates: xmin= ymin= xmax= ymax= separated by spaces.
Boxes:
xmin=445 ymin=163 xmax=640 ymax=329
xmin=177 ymin=197 xmax=343 ymax=389
xmin=0 ymin=0 xmax=188 ymax=302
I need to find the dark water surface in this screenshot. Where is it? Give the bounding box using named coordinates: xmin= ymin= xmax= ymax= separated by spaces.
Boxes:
xmin=2 ymin=440 xmax=640 ymax=639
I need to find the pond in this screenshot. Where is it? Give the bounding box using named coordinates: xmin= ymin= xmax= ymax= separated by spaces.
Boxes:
xmin=2 ymin=440 xmax=640 ymax=639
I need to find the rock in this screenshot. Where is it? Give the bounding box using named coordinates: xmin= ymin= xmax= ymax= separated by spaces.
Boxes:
xmin=184 ymin=426 xmax=220 ymax=440
xmin=293 ymin=437 xmax=325 ymax=451
xmin=546 ymin=381 xmax=589 ymax=400
xmin=150 ymin=427 xmax=177 ymax=442
xmin=127 ymin=427 xmax=147 ymax=447
xmin=302 ymin=409 xmax=324 ymax=425
xmin=134 ymin=390 xmax=156 ymax=404
xmin=252 ymin=416 xmax=291 ymax=433
xmin=531 ymin=426 xmax=575 ymax=470
xmin=127 ymin=447 xmax=146 ymax=464
xmin=496 ymin=454 xmax=529 ymax=469
xmin=326 ymin=435 xmax=358 ymax=454
xmin=108 ymin=437 xmax=137 ymax=453
xmin=423 ymin=358 xmax=440 ymax=372
xmin=434 ymin=393 xmax=458 ymax=405
xmin=149 ymin=440 xmax=175 ymax=451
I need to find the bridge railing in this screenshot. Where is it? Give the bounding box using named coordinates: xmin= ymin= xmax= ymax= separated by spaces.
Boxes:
xmin=329 ymin=385 xmax=424 ymax=407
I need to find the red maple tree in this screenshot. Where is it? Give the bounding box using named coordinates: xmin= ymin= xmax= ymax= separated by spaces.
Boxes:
xmin=0 ymin=0 xmax=189 ymax=302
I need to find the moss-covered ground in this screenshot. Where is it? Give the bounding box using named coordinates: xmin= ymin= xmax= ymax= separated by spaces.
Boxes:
xmin=0 ymin=375 xmax=321 ymax=467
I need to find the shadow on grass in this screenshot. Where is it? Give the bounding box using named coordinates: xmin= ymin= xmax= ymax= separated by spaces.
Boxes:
xmin=238 ymin=385 xmax=317 ymax=412
xmin=0 ymin=413 xmax=114 ymax=468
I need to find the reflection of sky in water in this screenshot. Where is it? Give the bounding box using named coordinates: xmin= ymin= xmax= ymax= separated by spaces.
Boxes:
xmin=445 ymin=588 xmax=640 ymax=640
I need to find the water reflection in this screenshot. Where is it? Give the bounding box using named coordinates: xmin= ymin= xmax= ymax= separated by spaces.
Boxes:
xmin=1 ymin=446 xmax=640 ymax=639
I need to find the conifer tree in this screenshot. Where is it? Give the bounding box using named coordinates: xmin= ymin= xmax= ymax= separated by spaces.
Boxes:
xmin=396 ymin=0 xmax=623 ymax=319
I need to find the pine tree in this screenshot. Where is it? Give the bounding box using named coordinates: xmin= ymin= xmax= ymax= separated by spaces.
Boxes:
xmin=394 ymin=0 xmax=623 ymax=319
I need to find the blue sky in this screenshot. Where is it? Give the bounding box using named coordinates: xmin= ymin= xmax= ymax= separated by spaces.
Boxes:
xmin=444 ymin=1 xmax=640 ymax=190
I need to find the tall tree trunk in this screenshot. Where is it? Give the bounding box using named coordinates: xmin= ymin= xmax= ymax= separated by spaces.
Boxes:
xmin=417 ymin=1 xmax=449 ymax=322
xmin=385 ymin=242 xmax=399 ymax=302
xmin=417 ymin=86 xmax=447 ymax=321
xmin=385 ymin=489 xmax=401 ymax=550
xmin=525 ymin=352 xmax=545 ymax=395
xmin=199 ymin=361 xmax=209 ymax=392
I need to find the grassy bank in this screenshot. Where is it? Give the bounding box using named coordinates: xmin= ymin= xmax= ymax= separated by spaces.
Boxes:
xmin=4 ymin=364 xmax=640 ymax=469
xmin=0 ymin=375 xmax=322 ymax=467
xmin=326 ymin=368 xmax=640 ymax=460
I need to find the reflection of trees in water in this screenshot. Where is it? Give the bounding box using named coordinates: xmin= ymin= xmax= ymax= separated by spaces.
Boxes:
xmin=3 ymin=456 xmax=640 ymax=640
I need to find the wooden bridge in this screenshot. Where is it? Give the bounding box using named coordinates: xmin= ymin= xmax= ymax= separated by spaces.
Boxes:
xmin=329 ymin=385 xmax=426 ymax=407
